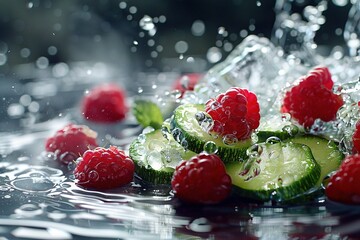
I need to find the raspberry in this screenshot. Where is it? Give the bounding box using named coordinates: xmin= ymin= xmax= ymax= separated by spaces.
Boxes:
xmin=74 ymin=146 xmax=135 ymax=189
xmin=281 ymin=66 xmax=343 ymax=128
xmin=352 ymin=119 xmax=360 ymax=154
xmin=205 ymin=87 xmax=260 ymax=140
xmin=171 ymin=153 xmax=232 ymax=204
xmin=326 ymin=154 xmax=360 ymax=204
xmin=172 ymin=73 xmax=202 ymax=98
xmin=81 ymin=83 xmax=128 ymax=123
xmin=45 ymin=123 xmax=98 ymax=164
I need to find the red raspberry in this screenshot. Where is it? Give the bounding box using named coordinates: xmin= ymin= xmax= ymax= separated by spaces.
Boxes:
xmin=172 ymin=73 xmax=203 ymax=98
xmin=81 ymin=83 xmax=128 ymax=123
xmin=74 ymin=146 xmax=135 ymax=189
xmin=171 ymin=153 xmax=232 ymax=204
xmin=326 ymin=154 xmax=360 ymax=204
xmin=205 ymin=87 xmax=260 ymax=140
xmin=352 ymin=119 xmax=360 ymax=154
xmin=281 ymin=66 xmax=343 ymax=128
xmin=45 ymin=123 xmax=98 ymax=164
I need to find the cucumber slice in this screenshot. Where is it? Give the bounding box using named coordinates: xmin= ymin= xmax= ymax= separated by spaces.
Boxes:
xmin=170 ymin=104 xmax=254 ymax=162
xmin=285 ymin=135 xmax=344 ymax=186
xmin=226 ymin=142 xmax=321 ymax=202
xmin=129 ymin=128 xmax=196 ymax=184
xmin=257 ymin=114 xmax=304 ymax=143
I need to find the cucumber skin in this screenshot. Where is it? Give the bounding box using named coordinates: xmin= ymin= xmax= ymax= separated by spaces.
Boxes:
xmin=133 ymin=161 xmax=174 ymax=185
xmin=285 ymin=134 xmax=344 ymax=187
xmin=129 ymin=135 xmax=175 ymax=185
xmin=227 ymin=143 xmax=321 ymax=203
xmin=170 ymin=104 xmax=252 ymax=163
xmin=256 ymin=130 xmax=292 ymax=143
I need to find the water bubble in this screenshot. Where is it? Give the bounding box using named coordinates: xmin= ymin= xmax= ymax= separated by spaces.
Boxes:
xmin=36 ymin=56 xmax=49 ymax=69
xmin=180 ymin=138 xmax=188 ymax=150
xmin=203 ymin=141 xmax=218 ymax=154
xmin=282 ymin=124 xmax=299 ymax=136
xmin=28 ymin=101 xmax=39 ymax=113
xmin=20 ymin=48 xmax=31 ymax=58
xmin=119 ymin=2 xmax=127 ymax=9
xmin=206 ymin=47 xmax=222 ymax=63
xmin=246 ymin=144 xmax=263 ymax=157
xmin=222 ymin=134 xmax=238 ymax=145
xmin=266 ymin=136 xmax=281 ymax=144
xmin=195 ymin=112 xmax=206 ymax=122
xmin=0 ymin=54 xmax=7 ymax=66
xmin=7 ymin=103 xmax=25 ymax=118
xmin=175 ymin=41 xmax=189 ymax=54
xmin=171 ymin=128 xmax=184 ymax=143
xmin=48 ymin=46 xmax=57 ymax=55
xmin=19 ymin=94 xmax=32 ymax=106
xmin=88 ymin=170 xmax=99 ymax=181
xmin=52 ymin=62 xmax=69 ymax=78
xmin=129 ymin=6 xmax=137 ymax=14
xmin=240 ymin=156 xmax=261 ymax=181
xmin=191 ymin=20 xmax=206 ymax=37
xmin=158 ymin=15 xmax=166 ymax=23
xmin=332 ymin=0 xmax=349 ymax=7
xmin=28 ymin=2 xmax=34 ymax=8
xmin=281 ymin=113 xmax=291 ymax=122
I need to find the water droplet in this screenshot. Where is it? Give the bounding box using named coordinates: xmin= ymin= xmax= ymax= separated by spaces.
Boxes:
xmin=266 ymin=136 xmax=281 ymax=144
xmin=36 ymin=56 xmax=49 ymax=69
xmin=191 ymin=20 xmax=206 ymax=37
xmin=206 ymin=47 xmax=222 ymax=63
xmin=203 ymin=141 xmax=218 ymax=154
xmin=282 ymin=124 xmax=299 ymax=136
xmin=88 ymin=170 xmax=99 ymax=181
xmin=281 ymin=113 xmax=291 ymax=122
xmin=175 ymin=41 xmax=189 ymax=54
xmin=222 ymin=134 xmax=238 ymax=145
xmin=246 ymin=144 xmax=263 ymax=157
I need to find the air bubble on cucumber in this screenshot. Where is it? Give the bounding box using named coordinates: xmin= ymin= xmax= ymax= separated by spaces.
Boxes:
xmin=129 ymin=127 xmax=196 ymax=184
xmin=226 ymin=141 xmax=321 ymax=203
xmin=170 ymin=103 xmax=254 ymax=162
xmin=285 ymin=135 xmax=344 ymax=187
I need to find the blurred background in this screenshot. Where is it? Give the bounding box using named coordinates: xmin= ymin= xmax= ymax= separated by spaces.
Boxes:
xmin=0 ymin=0 xmax=353 ymax=76
xmin=0 ymin=0 xmax=356 ymax=130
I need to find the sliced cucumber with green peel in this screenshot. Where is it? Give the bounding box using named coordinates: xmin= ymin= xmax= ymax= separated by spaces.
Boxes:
xmin=170 ymin=104 xmax=254 ymax=162
xmin=226 ymin=142 xmax=321 ymax=202
xmin=129 ymin=129 xmax=196 ymax=184
xmin=285 ymin=135 xmax=344 ymax=186
xmin=257 ymin=114 xmax=304 ymax=143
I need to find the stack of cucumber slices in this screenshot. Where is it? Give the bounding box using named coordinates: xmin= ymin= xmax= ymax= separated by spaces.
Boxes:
xmin=129 ymin=102 xmax=344 ymax=203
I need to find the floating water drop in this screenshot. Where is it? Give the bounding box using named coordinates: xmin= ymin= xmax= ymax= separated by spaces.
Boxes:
xmin=191 ymin=20 xmax=206 ymax=37
xmin=206 ymin=47 xmax=222 ymax=63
